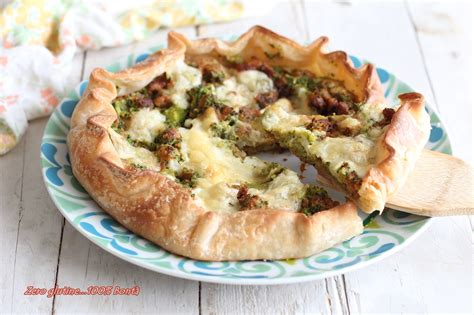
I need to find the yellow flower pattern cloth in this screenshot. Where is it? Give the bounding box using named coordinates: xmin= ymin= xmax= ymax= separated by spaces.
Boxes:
xmin=0 ymin=0 xmax=248 ymax=154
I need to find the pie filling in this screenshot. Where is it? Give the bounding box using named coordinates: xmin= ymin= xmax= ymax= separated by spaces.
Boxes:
xmin=262 ymin=99 xmax=394 ymax=198
xmin=108 ymin=55 xmax=396 ymax=213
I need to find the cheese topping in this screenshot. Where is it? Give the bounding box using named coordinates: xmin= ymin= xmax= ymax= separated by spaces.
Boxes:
xmin=178 ymin=117 xmax=303 ymax=213
xmin=263 ymin=99 xmax=386 ymax=180
xmin=215 ymin=70 xmax=273 ymax=109
xmin=181 ymin=122 xmax=265 ymax=186
xmin=356 ymin=102 xmax=385 ymax=124
xmin=309 ymin=135 xmax=376 ymax=178
xmin=262 ymin=99 xmax=310 ymax=130
xmin=249 ymin=169 xmax=305 ymax=210
xmin=126 ymin=108 xmax=166 ymax=143
xmin=180 ymin=120 xmax=262 ymax=212
xmin=163 ymin=60 xmax=202 ymax=109
xmin=108 ymin=128 xmax=160 ymax=170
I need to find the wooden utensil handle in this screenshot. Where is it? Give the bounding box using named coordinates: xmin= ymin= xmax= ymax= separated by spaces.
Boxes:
xmin=317 ymin=150 xmax=474 ymax=217
xmin=390 ymin=150 xmax=474 ymax=216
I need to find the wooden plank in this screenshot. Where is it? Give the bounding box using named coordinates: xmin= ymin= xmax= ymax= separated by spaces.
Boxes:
xmin=303 ymin=0 xmax=437 ymax=108
xmin=201 ymin=280 xmax=335 ymax=314
xmin=0 ymin=53 xmax=84 ymax=314
xmin=53 ymin=222 xmax=199 ymax=314
xmin=407 ymin=0 xmax=473 ymax=162
xmin=201 ymin=275 xmax=351 ymax=314
xmin=197 ymin=0 xmax=308 ymax=43
xmin=7 ymin=118 xmax=65 ymax=313
xmin=82 ymin=27 xmax=196 ymax=79
xmin=53 ymin=28 xmax=200 ymax=314
xmin=344 ymin=216 xmax=472 ymax=314
xmin=0 ymin=132 xmax=26 ymax=314
xmin=302 ymin=1 xmax=472 ymax=313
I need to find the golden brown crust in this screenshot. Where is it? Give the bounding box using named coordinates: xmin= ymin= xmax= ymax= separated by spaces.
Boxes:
xmin=356 ymin=92 xmax=431 ymax=213
xmin=68 ymin=26 xmax=368 ymax=261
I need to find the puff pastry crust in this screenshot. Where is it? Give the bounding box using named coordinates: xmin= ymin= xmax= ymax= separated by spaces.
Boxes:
xmin=66 ymin=26 xmax=404 ymax=261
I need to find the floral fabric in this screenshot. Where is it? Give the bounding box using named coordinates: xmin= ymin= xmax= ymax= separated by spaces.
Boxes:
xmin=0 ymin=0 xmax=248 ymax=154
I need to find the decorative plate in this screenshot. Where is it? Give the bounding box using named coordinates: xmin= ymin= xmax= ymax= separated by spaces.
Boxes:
xmin=40 ymin=46 xmax=451 ymax=285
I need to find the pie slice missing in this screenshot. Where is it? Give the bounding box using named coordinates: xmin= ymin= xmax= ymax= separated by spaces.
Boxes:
xmin=262 ymin=93 xmax=430 ymax=213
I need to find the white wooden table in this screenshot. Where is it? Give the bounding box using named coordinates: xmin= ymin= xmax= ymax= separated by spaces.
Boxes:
xmin=1 ymin=1 xmax=472 ymax=313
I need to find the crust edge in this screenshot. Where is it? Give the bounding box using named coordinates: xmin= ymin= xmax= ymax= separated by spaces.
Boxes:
xmin=357 ymin=92 xmax=431 ymax=212
xmin=170 ymin=25 xmax=383 ymax=104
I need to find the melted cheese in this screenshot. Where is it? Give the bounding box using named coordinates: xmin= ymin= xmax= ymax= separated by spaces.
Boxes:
xmin=215 ymin=70 xmax=274 ymax=109
xmin=108 ymin=128 xmax=160 ymax=170
xmin=179 ymin=119 xmax=304 ymax=213
xmin=262 ymin=99 xmax=384 ymax=179
xmin=309 ymin=135 xmax=376 ymax=178
xmin=163 ymin=60 xmax=202 ymax=108
xmin=180 ymin=121 xmax=265 ymax=212
xmin=193 ymin=182 xmax=240 ymax=213
xmin=126 ymin=108 xmax=166 ymax=143
xmin=249 ymin=170 xmax=304 ymax=211
xmin=181 ymin=126 xmax=265 ymax=184
xmin=238 ymin=70 xmax=274 ymax=92
xmin=356 ymin=102 xmax=385 ymax=124
xmin=262 ymin=99 xmax=309 ymax=130
xmin=291 ymin=87 xmax=314 ymax=115
xmin=337 ymin=116 xmax=361 ymax=131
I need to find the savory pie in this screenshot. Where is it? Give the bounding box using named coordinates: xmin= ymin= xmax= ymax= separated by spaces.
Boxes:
xmin=68 ymin=26 xmax=429 ymax=261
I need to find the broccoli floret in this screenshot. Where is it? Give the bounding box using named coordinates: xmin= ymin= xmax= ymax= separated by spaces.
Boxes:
xmin=111 ymin=87 xmax=149 ymax=118
xmin=187 ymin=84 xmax=224 ymax=118
xmin=126 ymin=135 xmax=156 ymax=151
xmin=210 ymin=115 xmax=238 ymax=141
xmin=289 ymin=74 xmax=320 ymax=91
xmin=112 ymin=98 xmax=129 ymax=118
xmin=300 ymin=185 xmax=339 ymax=216
xmin=164 ymin=106 xmax=187 ymax=127
xmin=111 ymin=119 xmax=125 ymax=132
xmin=279 ymin=129 xmax=316 ymax=160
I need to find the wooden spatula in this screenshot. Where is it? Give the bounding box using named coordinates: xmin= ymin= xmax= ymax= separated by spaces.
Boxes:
xmin=317 ymin=149 xmax=474 ymax=216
